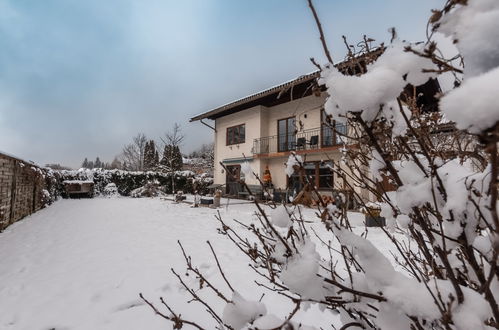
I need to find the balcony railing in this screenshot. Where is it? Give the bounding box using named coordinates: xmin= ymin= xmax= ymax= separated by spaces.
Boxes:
xmin=252 ymin=125 xmax=347 ymax=155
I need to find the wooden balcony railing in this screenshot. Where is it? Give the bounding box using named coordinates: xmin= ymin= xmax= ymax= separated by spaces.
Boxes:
xmin=252 ymin=125 xmax=347 ymax=155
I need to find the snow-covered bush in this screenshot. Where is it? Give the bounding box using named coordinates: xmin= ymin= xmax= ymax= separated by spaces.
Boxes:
xmin=142 ymin=1 xmax=498 ymax=329
xmin=54 ymin=168 xmax=213 ymax=197
xmin=102 ymin=183 xmax=119 ymax=197
xmin=130 ymin=180 xmax=165 ymax=198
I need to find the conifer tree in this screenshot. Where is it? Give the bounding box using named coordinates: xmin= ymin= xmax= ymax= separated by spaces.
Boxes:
xmin=144 ymin=140 xmax=158 ymax=170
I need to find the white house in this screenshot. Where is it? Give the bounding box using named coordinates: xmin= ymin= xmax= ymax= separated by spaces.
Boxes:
xmin=190 ymin=55 xmax=440 ymax=204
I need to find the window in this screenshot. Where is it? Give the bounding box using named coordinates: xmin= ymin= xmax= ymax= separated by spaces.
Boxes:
xmin=226 ymin=124 xmax=245 ymax=145
xmin=287 ymin=161 xmax=334 ymax=190
xmin=278 ymin=117 xmax=296 ymax=152
xmin=321 ymin=110 xmax=346 ymax=147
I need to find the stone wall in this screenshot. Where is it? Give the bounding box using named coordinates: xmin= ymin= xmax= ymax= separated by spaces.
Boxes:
xmin=0 ymin=152 xmax=46 ymax=230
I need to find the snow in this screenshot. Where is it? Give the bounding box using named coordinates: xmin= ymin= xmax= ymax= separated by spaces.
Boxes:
xmin=240 ymin=161 xmax=254 ymax=180
xmin=222 ymin=291 xmax=267 ymax=329
xmin=369 ymin=149 xmax=385 ymax=182
xmin=0 ymin=149 xmax=39 ymax=167
xmin=252 ymin=314 xmax=283 ymax=329
xmin=437 ymin=0 xmax=499 ymax=78
xmin=62 ymin=180 xmax=94 ymax=184
xmin=280 ymin=239 xmax=325 ymax=301
xmin=321 ymin=42 xmax=436 ymax=124
xmin=436 ymin=0 xmax=499 ymax=134
xmin=269 ymin=205 xmax=292 ymax=228
xmin=0 ymin=198 xmax=376 ymax=330
xmin=285 ymin=153 xmax=302 ymax=177
xmin=440 ymin=66 xmax=499 ymax=134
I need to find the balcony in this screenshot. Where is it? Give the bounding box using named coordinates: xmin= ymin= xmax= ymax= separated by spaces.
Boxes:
xmin=252 ymin=125 xmax=347 ymax=155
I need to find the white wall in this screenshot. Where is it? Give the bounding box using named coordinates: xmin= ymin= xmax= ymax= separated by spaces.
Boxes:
xmin=266 ymin=94 xmax=326 ymax=136
xmin=213 ymin=105 xmax=264 ymax=185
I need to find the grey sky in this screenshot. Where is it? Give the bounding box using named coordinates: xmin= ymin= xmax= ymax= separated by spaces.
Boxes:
xmin=0 ymin=0 xmax=443 ymax=168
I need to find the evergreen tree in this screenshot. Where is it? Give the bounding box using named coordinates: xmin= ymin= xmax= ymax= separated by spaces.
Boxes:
xmin=160 ymin=144 xmax=183 ymax=171
xmin=110 ymin=157 xmax=122 ymax=170
xmin=172 ymin=145 xmax=183 ymax=170
xmin=95 ymin=157 xmax=102 ymax=168
xmin=87 ymin=160 xmax=94 ymax=169
xmin=154 ymin=150 xmax=159 ymax=165
xmin=82 ymin=158 xmax=89 ymax=168
xmin=144 ymin=140 xmax=158 ymax=170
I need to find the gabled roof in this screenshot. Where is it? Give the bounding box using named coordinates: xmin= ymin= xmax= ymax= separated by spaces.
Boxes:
xmin=189 ymin=71 xmax=320 ymax=122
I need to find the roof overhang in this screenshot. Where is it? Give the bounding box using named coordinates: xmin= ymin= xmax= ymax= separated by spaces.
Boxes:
xmin=190 ymin=71 xmax=320 ymax=122
xmin=190 ymin=48 xmax=385 ymax=122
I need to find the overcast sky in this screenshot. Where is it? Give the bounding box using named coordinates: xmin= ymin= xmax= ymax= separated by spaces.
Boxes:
xmin=0 ymin=0 xmax=444 ymax=168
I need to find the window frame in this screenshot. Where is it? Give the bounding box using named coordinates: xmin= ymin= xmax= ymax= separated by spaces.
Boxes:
xmin=287 ymin=161 xmax=334 ymax=190
xmin=277 ymin=116 xmax=296 ymax=152
xmin=226 ymin=124 xmax=246 ymax=145
xmin=321 ymin=109 xmax=346 ymax=147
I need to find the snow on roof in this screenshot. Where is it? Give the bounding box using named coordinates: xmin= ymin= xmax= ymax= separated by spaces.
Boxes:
xmin=63 ymin=180 xmax=94 ymax=184
xmin=0 ymin=149 xmax=40 ymax=167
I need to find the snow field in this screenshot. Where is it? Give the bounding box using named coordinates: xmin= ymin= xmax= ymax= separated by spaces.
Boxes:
xmin=0 ymin=197 xmax=394 ymax=329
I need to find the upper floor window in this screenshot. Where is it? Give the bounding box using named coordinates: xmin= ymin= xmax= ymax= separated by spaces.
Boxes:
xmin=321 ymin=109 xmax=347 ymax=147
xmin=226 ymin=124 xmax=245 ymax=145
xmin=278 ymin=117 xmax=296 ymax=152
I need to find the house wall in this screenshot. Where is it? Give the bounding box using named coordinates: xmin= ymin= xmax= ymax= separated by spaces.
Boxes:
xmin=266 ymin=94 xmax=326 ymax=136
xmin=210 ymin=91 xmax=376 ymax=203
xmin=213 ymin=94 xmax=327 ymax=186
xmin=214 ymin=105 xmax=265 ymax=186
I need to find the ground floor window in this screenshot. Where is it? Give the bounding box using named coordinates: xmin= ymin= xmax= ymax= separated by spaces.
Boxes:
xmin=287 ymin=161 xmax=334 ymax=191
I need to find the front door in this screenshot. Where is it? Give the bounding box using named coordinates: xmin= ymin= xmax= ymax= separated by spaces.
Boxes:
xmin=225 ymin=165 xmax=241 ymax=195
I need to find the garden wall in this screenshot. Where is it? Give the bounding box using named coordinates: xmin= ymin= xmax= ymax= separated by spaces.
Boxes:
xmin=0 ymin=152 xmax=48 ymax=230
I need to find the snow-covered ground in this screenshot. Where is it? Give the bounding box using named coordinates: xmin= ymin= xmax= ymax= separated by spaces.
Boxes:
xmin=0 ymin=197 xmax=392 ymax=329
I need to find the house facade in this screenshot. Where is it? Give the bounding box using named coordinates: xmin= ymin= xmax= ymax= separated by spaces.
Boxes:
xmin=190 ymin=71 xmax=373 ymax=202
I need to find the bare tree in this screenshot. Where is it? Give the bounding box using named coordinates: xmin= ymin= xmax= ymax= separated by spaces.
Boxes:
xmin=160 ymin=123 xmax=185 ymax=194
xmin=162 ymin=123 xmax=185 ymax=148
xmin=120 ymin=133 xmax=147 ymax=171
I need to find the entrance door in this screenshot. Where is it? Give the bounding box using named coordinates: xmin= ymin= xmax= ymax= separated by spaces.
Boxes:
xmin=278 ymin=117 xmax=296 ymax=152
xmin=225 ymin=165 xmax=241 ymax=195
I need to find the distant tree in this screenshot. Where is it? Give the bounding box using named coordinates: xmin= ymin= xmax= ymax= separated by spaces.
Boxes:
xmin=82 ymin=158 xmax=89 ymax=168
xmin=162 ymin=123 xmax=184 ymax=149
xmin=144 ymin=140 xmax=159 ymax=170
xmin=120 ymin=133 xmax=147 ymax=171
xmin=110 ymin=157 xmax=122 ymax=170
xmin=45 ymin=164 xmax=72 ymax=170
xmin=87 ymin=160 xmax=94 ymax=169
xmin=186 ymin=143 xmax=214 ymax=169
xmin=199 ymin=143 xmax=214 ymax=166
xmin=94 ymin=157 xmax=102 ymax=169
xmin=160 ymin=145 xmax=183 ymax=171
xmin=159 ymin=123 xmax=185 ymax=193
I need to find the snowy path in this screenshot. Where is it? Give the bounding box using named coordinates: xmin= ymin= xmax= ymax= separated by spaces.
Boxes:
xmin=0 ymin=198 xmax=390 ymax=329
